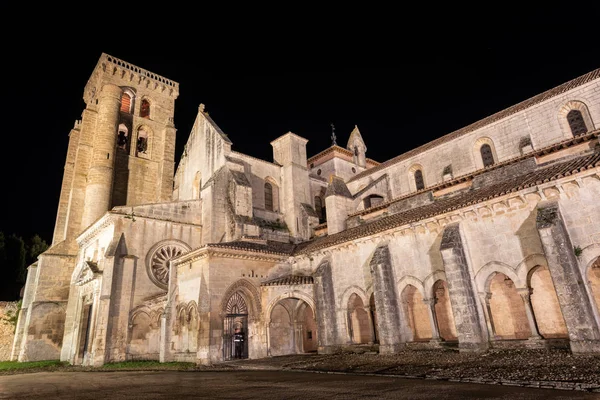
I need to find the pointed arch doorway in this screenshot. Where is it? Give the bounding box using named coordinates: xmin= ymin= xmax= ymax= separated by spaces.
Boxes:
xmin=223 ymin=292 xmax=248 ymax=360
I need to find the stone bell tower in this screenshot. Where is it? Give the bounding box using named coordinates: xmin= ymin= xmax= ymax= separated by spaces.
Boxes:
xmin=12 ymin=53 xmax=180 ymax=362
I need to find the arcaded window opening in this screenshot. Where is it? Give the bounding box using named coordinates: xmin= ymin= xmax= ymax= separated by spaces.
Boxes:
xmin=137 ymin=130 xmax=148 ymax=155
xmin=567 ymin=109 xmax=588 ymax=136
xmin=264 ymin=182 xmax=274 ymax=211
xmin=117 ymin=123 xmax=129 ymax=152
xmin=402 ymin=285 xmax=432 ymax=341
xmin=529 ymin=266 xmax=567 ymax=339
xmin=347 ymin=293 xmax=370 ymax=344
xmin=488 ymin=273 xmax=531 ymax=340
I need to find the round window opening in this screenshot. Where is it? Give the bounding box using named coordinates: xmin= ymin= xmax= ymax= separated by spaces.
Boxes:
xmin=352 ymin=167 xmax=356 ymax=173
xmin=146 ymin=241 xmax=191 ymax=289
xmin=317 ymin=169 xmax=322 ymax=175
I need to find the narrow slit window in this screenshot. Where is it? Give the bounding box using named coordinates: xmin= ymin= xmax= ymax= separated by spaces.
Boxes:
xmin=140 ymin=99 xmax=151 ymax=119
xmin=414 ymin=170 xmax=424 ymax=191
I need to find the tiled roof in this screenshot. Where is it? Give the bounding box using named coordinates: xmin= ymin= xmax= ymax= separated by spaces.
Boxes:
xmin=294 ymin=150 xmax=600 ymax=255
xmin=347 ymin=68 xmax=600 ymax=184
xmin=349 ymin=130 xmax=599 ymax=218
xmin=261 ymin=274 xmax=314 ymax=286
xmin=207 ymin=239 xmax=295 ymax=256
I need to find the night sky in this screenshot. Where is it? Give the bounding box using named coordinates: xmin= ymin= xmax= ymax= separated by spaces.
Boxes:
xmin=2 ymin=16 xmax=599 ymax=246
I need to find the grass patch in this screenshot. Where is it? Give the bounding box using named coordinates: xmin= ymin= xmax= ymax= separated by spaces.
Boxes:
xmin=0 ymin=360 xmax=66 ymax=371
xmin=101 ymin=360 xmax=196 ymax=370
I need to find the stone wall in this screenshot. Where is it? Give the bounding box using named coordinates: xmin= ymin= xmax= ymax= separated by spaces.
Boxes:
xmin=346 ymin=76 xmax=599 ymax=199
xmin=0 ymin=301 xmax=18 ymax=361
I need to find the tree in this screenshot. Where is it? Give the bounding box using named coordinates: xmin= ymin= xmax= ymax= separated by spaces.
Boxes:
xmin=27 ymin=234 xmax=48 ymax=268
xmin=0 ymin=232 xmax=49 ymax=300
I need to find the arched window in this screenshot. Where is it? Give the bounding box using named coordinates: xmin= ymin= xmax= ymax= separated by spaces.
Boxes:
xmin=567 ymin=109 xmax=588 ymax=136
xmin=265 ymin=182 xmax=273 ymax=211
xmin=480 ymin=144 xmax=494 ymax=167
xmin=354 ymin=146 xmax=359 ymax=157
xmin=140 ymin=99 xmax=151 ymax=119
xmin=136 ymin=130 xmax=148 ymax=156
xmin=120 ymin=93 xmax=131 ymax=113
xmin=414 ymin=170 xmax=425 ymax=191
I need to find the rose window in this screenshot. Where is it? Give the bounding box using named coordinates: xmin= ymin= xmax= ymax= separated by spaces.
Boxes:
xmin=147 ymin=243 xmax=188 ymax=289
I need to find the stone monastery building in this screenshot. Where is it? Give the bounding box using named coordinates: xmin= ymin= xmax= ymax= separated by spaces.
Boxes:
xmin=11 ymin=53 xmax=600 ymax=366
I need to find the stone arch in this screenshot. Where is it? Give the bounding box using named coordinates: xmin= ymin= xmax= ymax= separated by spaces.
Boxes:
xmin=585 ymin=251 xmax=600 ymax=323
xmin=347 ymin=292 xmax=371 ymax=344
xmin=487 ymin=272 xmax=531 ymax=340
xmin=401 ymin=284 xmax=432 ymax=341
xmin=408 ymin=163 xmax=426 ymax=192
xmin=581 ymin=243 xmax=600 ymax=278
xmin=423 ymin=270 xmax=447 ymax=299
xmin=129 ymin=305 xmax=152 ymax=325
xmin=516 ymin=254 xmax=548 ymax=285
xmin=558 ymin=100 xmax=595 ymax=138
xmin=266 ymin=291 xmax=318 ymax=355
xmin=265 ymin=291 xmax=316 ymax=322
xmin=129 ymin=309 xmax=160 ymax=360
xmin=473 ymin=137 xmax=498 ymax=170
xmin=339 ymin=285 xmax=369 ymax=308
xmin=220 ymin=279 xmax=262 ymax=319
xmin=145 ymin=239 xmax=191 ymax=290
xmin=476 ymin=261 xmax=523 ymax=293
xmin=119 ymin=87 xmax=136 ymax=113
xmin=526 ymin=265 xmax=568 ymax=338
xmin=397 ymin=275 xmax=427 ymax=298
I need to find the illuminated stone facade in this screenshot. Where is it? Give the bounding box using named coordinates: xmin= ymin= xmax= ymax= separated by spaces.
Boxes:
xmin=11 ymin=54 xmax=600 ymax=365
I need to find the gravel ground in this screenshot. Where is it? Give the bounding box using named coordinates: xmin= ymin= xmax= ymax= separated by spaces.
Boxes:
xmin=226 ymin=348 xmax=600 ymax=390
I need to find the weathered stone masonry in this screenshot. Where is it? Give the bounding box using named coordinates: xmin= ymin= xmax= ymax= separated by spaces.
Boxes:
xmin=12 ymin=54 xmax=600 ymax=366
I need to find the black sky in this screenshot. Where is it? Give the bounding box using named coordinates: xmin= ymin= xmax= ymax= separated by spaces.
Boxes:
xmin=2 ymin=10 xmax=599 ymax=246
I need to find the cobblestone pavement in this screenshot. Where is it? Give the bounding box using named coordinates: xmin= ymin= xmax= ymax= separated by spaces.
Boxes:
xmin=220 ymin=348 xmax=600 ymax=393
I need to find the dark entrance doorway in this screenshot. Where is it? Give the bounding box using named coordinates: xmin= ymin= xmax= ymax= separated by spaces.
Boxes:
xmin=77 ymin=303 xmax=93 ymax=364
xmin=223 ymin=292 xmax=249 ymax=360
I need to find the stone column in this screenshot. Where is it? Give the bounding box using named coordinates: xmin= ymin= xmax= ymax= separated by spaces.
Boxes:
xmin=313 ymin=261 xmax=340 ymax=354
xmin=424 ymin=298 xmax=441 ymax=342
xmin=369 ymin=245 xmax=406 ymax=354
xmin=536 ymin=201 xmax=600 ymax=353
xmin=366 ymin=306 xmax=376 ymax=345
xmin=81 ymin=84 xmax=122 ymax=229
xmin=478 ymin=292 xmax=497 ymax=341
xmin=440 ymin=223 xmax=488 ymax=352
xmin=517 ymin=288 xmax=542 ymax=340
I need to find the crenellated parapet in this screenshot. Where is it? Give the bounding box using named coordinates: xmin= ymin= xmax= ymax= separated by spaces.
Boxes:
xmin=84 ymin=53 xmax=180 ymax=104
